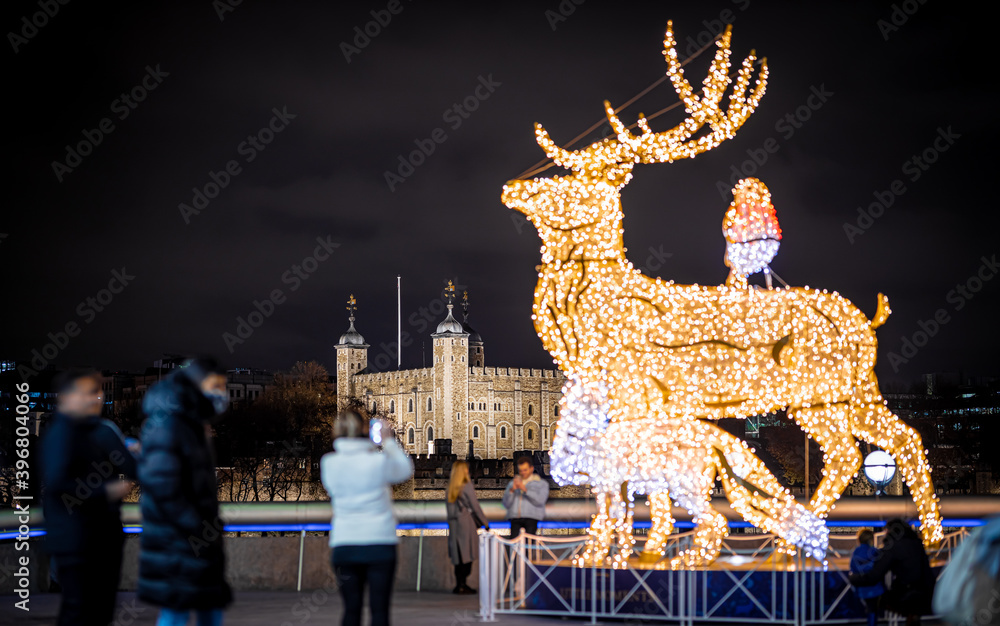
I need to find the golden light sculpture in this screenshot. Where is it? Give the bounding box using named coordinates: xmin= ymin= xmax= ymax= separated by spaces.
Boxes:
xmin=502 ymin=22 xmax=943 ymax=567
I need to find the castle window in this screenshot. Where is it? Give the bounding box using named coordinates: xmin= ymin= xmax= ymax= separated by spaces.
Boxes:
xmin=469 ymin=402 xmax=473 ymax=410
xmin=408 ymin=427 xmax=414 ymax=444
xmin=371 ymin=402 xmax=377 ymax=414
xmin=555 ymin=405 xmax=559 ymax=416
xmin=473 ymin=425 xmax=480 ymax=437
xmin=500 ymin=426 xmax=507 ymax=439
xmin=528 ymin=404 xmax=533 ymax=416
xmin=528 ymin=428 xmax=533 ymax=441
xmin=408 ymin=398 xmax=413 ymax=412
xmin=456 ymin=412 xmax=461 ymax=421
xmin=427 ymin=397 xmax=433 ymax=411
xmin=461 ymin=356 xmax=465 ymax=362
xmin=427 ymin=426 xmax=434 ymax=441
xmin=390 ymin=400 xmax=395 ymax=413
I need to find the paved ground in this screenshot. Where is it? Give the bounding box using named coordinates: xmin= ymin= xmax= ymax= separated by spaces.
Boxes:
xmin=0 ymin=591 xmax=948 ymax=625
xmin=6 ymin=591 xmax=491 ymax=626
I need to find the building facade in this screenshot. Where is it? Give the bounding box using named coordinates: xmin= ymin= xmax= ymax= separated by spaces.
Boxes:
xmin=335 ymin=287 xmax=566 ymax=460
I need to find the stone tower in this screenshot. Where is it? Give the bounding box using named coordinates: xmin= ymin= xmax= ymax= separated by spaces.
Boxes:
xmin=335 ymin=294 xmax=368 ymax=410
xmin=431 ymin=281 xmax=471 ymax=457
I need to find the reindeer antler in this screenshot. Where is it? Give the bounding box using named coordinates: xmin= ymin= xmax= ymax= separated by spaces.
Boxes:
xmin=535 ymin=21 xmax=768 ymax=174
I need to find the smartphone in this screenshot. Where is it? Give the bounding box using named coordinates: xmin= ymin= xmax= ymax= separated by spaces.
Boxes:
xmin=370 ymin=419 xmax=383 ymax=445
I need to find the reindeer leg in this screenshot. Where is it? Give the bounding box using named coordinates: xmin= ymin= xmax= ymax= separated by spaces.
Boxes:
xmin=640 ymin=491 xmax=674 ymax=563
xmin=609 ymin=483 xmax=636 ymax=567
xmin=788 ymin=403 xmax=861 ymax=517
xmin=850 ymin=393 xmax=943 ymax=546
xmin=701 ymin=424 xmax=829 ymax=561
xmin=669 ymin=454 xmax=728 ymax=569
xmin=577 ymin=490 xmax=615 ymax=566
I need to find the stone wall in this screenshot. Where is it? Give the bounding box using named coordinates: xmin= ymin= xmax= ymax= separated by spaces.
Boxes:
xmin=0 ymin=534 xmax=478 ymax=594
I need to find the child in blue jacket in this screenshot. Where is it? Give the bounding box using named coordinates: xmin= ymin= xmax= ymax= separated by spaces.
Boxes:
xmin=850 ymin=528 xmax=885 ymax=626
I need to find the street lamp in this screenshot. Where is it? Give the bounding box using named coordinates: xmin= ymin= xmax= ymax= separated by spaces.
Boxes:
xmin=863 ymin=450 xmax=896 ymax=495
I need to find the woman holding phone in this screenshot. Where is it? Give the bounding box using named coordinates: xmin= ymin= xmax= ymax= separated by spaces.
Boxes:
xmin=446 ymin=461 xmax=489 ymax=594
xmin=321 ymin=411 xmax=413 ymax=626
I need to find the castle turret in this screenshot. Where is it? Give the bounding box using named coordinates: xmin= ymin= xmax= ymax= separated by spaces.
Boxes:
xmin=431 ymin=281 xmax=471 ymax=457
xmin=335 ymin=294 xmax=368 ymax=410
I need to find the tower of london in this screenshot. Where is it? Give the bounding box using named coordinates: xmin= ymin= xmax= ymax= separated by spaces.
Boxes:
xmin=335 ymin=283 xmax=565 ymax=460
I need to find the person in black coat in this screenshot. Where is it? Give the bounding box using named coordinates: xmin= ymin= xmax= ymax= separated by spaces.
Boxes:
xmin=137 ymin=359 xmax=232 ymax=626
xmin=849 ymin=518 xmax=935 ymax=626
xmin=41 ymin=369 xmax=137 ymax=626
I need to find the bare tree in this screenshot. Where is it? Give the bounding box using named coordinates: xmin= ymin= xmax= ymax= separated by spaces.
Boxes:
xmin=214 ymin=361 xmax=337 ymax=502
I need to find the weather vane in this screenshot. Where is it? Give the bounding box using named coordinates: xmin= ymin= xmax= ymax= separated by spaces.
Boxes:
xmin=462 ymin=290 xmax=470 ymax=319
xmin=444 ymin=280 xmax=456 ymax=306
xmin=346 ymin=294 xmax=357 ymax=320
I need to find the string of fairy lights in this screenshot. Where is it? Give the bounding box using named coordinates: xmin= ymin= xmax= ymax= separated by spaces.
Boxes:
xmin=503 ymin=21 xmax=943 ymax=568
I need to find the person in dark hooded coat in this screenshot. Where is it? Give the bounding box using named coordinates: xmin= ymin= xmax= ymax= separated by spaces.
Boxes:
xmin=849 ymin=518 xmax=935 ymax=626
xmin=137 ymin=358 xmax=232 ymax=626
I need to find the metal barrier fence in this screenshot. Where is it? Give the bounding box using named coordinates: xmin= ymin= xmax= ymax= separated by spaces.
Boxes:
xmin=477 ymin=528 xmax=969 ymax=626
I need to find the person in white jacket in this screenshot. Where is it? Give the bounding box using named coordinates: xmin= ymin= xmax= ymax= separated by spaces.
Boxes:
xmin=321 ymin=411 xmax=414 ymax=626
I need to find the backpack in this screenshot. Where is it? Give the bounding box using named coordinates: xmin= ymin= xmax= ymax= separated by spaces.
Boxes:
xmin=933 ymin=517 xmax=1000 ymax=626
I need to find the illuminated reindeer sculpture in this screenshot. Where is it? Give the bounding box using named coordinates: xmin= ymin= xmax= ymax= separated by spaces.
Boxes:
xmin=551 ymin=374 xmax=829 ymax=567
xmin=502 ymin=22 xmax=943 ymax=564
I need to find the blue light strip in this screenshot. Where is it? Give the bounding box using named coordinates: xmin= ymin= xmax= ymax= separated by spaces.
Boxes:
xmin=1 ymin=518 xmax=984 ymax=541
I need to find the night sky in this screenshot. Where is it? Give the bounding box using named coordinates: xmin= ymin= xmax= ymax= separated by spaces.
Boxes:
xmin=5 ymin=0 xmax=998 ymax=387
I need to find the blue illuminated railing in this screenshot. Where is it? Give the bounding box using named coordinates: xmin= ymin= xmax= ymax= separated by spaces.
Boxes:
xmin=0 ymin=517 xmax=986 ymax=542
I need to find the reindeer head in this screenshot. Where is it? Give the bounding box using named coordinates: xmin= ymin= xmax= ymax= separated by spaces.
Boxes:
xmin=502 ymin=22 xmax=768 ymax=261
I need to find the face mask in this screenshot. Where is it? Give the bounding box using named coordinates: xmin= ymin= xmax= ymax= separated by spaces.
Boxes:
xmin=203 ymin=390 xmax=229 ymax=416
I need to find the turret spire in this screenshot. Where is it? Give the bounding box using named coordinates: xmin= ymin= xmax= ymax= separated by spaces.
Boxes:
xmin=337 ymin=294 xmax=366 ymax=346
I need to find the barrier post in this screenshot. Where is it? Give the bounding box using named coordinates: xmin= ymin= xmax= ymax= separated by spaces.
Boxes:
xmin=296 ymin=529 xmax=306 ymax=592
xmin=478 ymin=531 xmax=496 ymax=622
xmin=416 ymin=527 xmax=424 ymax=592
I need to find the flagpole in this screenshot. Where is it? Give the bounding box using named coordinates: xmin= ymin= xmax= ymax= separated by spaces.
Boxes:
xmin=397 ymin=275 xmax=401 ymax=369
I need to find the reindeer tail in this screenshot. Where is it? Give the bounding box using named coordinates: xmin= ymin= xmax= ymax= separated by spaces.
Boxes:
xmin=871 ymin=293 xmax=891 ymax=329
